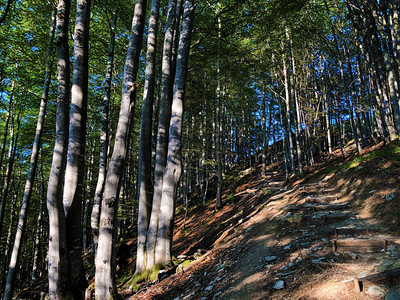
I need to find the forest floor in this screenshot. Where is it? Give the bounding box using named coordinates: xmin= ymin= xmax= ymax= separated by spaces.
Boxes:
xmin=119 ymin=140 xmax=400 ymax=300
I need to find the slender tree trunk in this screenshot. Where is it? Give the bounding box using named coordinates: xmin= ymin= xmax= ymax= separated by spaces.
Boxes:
xmin=136 ymin=0 xmax=160 ymax=274
xmin=32 ymin=158 xmax=46 ymax=281
xmin=145 ymin=0 xmax=177 ymax=270
xmin=95 ymin=0 xmax=147 ymax=297
xmin=0 ymin=81 xmax=14 ymax=195
xmin=91 ymin=9 xmax=117 ymax=255
xmin=47 ymin=0 xmax=71 ymax=298
xmin=61 ymin=1 xmax=91 ymax=296
xmin=262 ymin=84 xmax=267 ymax=176
xmin=0 ymin=0 xmax=12 ymax=25
xmin=154 ymin=0 xmax=194 ymax=265
xmin=0 ymin=116 xmax=15 ymax=239
xmin=3 ymin=13 xmax=55 ymax=300
xmin=282 ymin=43 xmax=295 ymax=174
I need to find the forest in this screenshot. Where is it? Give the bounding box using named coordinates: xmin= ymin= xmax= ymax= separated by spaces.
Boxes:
xmin=0 ymin=0 xmax=400 ymax=299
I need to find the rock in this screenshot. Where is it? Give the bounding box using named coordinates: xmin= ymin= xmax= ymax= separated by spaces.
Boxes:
xmin=284 ymin=244 xmax=291 ymax=250
xmin=369 ymin=190 xmax=377 ymax=194
xmin=387 ymin=245 xmax=398 ymax=257
xmin=367 ymin=285 xmax=386 ymax=298
xmin=358 ymin=271 xmax=369 ymax=278
xmin=245 ymin=225 xmax=254 ymax=233
xmin=385 ymin=292 xmax=400 ymax=300
xmin=265 ymin=256 xmax=278 ymax=262
xmin=312 ymin=257 xmax=326 ymax=264
xmin=349 ymin=252 xmax=358 ymax=260
xmin=385 ymin=193 xmax=396 ymax=201
xmin=274 ymin=280 xmax=285 ymax=290
xmin=288 ymin=263 xmax=295 ymax=267
xmin=177 ymin=254 xmax=188 ymax=260
xmin=213 ymin=291 xmax=223 ymax=298
xmin=205 ymin=285 xmax=214 ymax=292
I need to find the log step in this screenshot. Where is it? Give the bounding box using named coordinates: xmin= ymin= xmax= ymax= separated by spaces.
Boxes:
xmin=304 ymin=212 xmax=354 ymax=223
xmin=304 ymin=203 xmax=349 ymax=212
xmin=305 ymin=195 xmax=338 ymax=202
xmin=302 ymin=189 xmax=337 ymax=196
xmin=331 ymin=239 xmax=392 ymax=252
xmin=299 ymin=182 xmax=327 ymax=190
xmin=332 ymin=227 xmax=379 ymax=236
xmin=344 ymin=267 xmax=400 ymax=292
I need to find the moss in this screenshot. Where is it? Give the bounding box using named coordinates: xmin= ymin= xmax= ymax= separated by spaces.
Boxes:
xmin=181 ymin=259 xmax=193 ymax=268
xmin=129 ymin=263 xmax=164 ymax=292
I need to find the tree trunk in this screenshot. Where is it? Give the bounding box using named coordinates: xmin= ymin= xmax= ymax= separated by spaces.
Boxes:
xmin=145 ymin=0 xmax=177 ymax=270
xmin=282 ymin=42 xmax=295 ymax=175
xmin=154 ymin=0 xmax=194 ymax=265
xmin=47 ymin=0 xmax=71 ymax=297
xmin=3 ymin=13 xmax=55 ymax=300
xmin=0 ymin=85 xmax=15 ymax=237
xmin=95 ymin=0 xmax=147 ymax=297
xmin=0 ymin=0 xmax=12 ymax=25
xmin=91 ymin=9 xmax=117 ymax=255
xmin=136 ymin=0 xmax=160 ymax=274
xmin=61 ymin=1 xmax=91 ymax=296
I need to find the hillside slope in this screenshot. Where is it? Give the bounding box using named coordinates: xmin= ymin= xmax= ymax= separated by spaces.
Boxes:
xmin=126 ymin=141 xmax=400 ymax=300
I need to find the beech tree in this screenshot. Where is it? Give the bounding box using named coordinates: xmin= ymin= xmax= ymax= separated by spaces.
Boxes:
xmin=95 ymin=0 xmax=147 ymax=297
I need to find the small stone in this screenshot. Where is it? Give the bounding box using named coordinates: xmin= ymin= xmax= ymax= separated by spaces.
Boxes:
xmin=367 ymin=285 xmax=386 ymax=298
xmin=288 ymin=263 xmax=295 ymax=267
xmin=205 ymin=285 xmax=214 ymax=292
xmin=284 ymin=244 xmax=291 ymax=250
xmin=385 ymin=193 xmax=396 ymax=201
xmin=349 ymin=252 xmax=358 ymax=259
xmin=274 ymin=280 xmax=285 ymax=290
xmin=245 ymin=225 xmax=254 ymax=232
xmin=358 ymin=271 xmax=369 ymax=278
xmin=369 ymin=190 xmax=377 ymax=194
xmin=213 ymin=291 xmax=223 ymax=298
xmin=385 ymin=292 xmax=400 ymax=300
xmin=265 ymin=256 xmax=278 ymax=262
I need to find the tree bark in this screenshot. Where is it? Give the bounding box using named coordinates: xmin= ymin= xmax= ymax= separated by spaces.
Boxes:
xmin=61 ymin=0 xmax=91 ymax=296
xmin=155 ymin=0 xmax=194 ymax=265
xmin=46 ymin=0 xmax=71 ymax=298
xmin=145 ymin=0 xmax=177 ymax=270
xmin=91 ymin=9 xmax=117 ymax=255
xmin=136 ymin=0 xmax=160 ymax=274
xmin=95 ymin=0 xmax=147 ymax=298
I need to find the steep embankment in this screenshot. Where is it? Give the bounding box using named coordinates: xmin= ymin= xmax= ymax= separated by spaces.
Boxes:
xmin=125 ymin=141 xmax=400 ymax=300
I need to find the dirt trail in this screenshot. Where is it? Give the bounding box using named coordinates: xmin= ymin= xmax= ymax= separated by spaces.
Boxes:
xmin=133 ymin=165 xmax=400 ymax=300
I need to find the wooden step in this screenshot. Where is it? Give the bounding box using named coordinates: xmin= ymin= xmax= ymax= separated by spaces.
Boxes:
xmin=302 ymin=189 xmax=337 ymax=196
xmin=331 ymin=238 xmax=392 ymax=252
xmin=304 ymin=202 xmax=349 ymax=212
xmin=332 ymin=227 xmax=379 ymax=236
xmin=344 ymin=267 xmax=400 ymax=292
xmin=304 ymin=212 xmax=354 ymax=224
xmin=305 ymin=195 xmax=338 ymax=202
xmin=299 ymin=182 xmax=327 ymax=190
